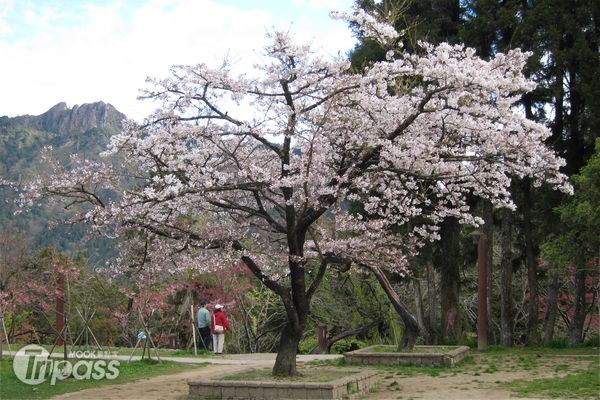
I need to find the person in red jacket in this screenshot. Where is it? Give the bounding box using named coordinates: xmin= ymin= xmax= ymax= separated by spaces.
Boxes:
xmin=211 ymin=304 xmax=231 ymax=354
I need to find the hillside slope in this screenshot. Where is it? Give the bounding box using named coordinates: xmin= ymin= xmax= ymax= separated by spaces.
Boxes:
xmin=0 ymin=101 xmax=126 ymax=266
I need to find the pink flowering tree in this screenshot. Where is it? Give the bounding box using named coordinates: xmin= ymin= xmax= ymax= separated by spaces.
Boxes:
xmin=12 ymin=11 xmax=570 ymax=375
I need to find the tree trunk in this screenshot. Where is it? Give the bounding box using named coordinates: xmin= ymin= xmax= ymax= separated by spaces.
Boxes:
xmin=542 ymin=272 xmax=559 ymax=344
xmin=427 ymin=262 xmax=437 ymax=344
xmin=367 ymin=264 xmax=420 ymax=350
xmin=435 ymin=218 xmax=461 ymax=343
xmin=500 ymin=208 xmax=514 ymax=346
xmin=523 ymin=180 xmax=540 ymax=345
xmin=400 ymin=324 xmax=419 ymax=350
xmin=271 ymin=266 xmax=308 ymax=376
xmin=414 ymin=279 xmax=429 ymax=341
xmin=243 ymin=238 xmax=311 ymax=377
xmin=483 ymin=200 xmax=494 ymax=344
xmin=569 ymin=269 xmax=586 ymax=344
xmin=272 ymin=323 xmax=303 ymax=376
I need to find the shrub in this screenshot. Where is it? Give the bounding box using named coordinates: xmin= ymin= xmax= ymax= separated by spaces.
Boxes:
xmin=460 ymin=337 xmax=478 ymax=349
xmin=584 ymin=334 xmax=599 ymax=347
xmin=298 ymin=337 xmax=319 ymax=354
xmin=548 ymin=337 xmax=569 ymax=348
xmin=89 ymin=318 xmax=120 ymax=346
xmin=331 ymin=338 xmax=366 ymax=354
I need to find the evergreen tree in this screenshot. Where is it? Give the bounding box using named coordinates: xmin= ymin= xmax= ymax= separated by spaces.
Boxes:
xmin=351 ymin=0 xmax=599 ymax=345
xmin=542 ymin=138 xmax=600 ymax=343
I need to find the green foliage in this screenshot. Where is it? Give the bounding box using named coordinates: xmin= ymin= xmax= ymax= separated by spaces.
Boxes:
xmin=547 ymin=337 xmax=569 ymax=349
xmin=7 ymin=248 xmax=128 ymax=347
xmin=585 ymin=334 xmax=600 ymax=347
xmin=0 ymin=114 xmax=122 ymax=266
xmin=303 ymin=358 xmax=347 ymax=368
xmin=331 ymin=338 xmax=367 ymax=354
xmin=459 ymin=334 xmax=478 ymax=349
xmin=308 ymin=270 xmax=393 ymax=347
xmin=298 ymin=337 xmax=319 ymax=354
xmin=544 ymin=335 xmax=600 ymax=350
xmin=233 ymin=285 xmax=286 ymax=353
xmin=542 ymin=138 xmax=600 ymax=271
xmin=87 ymin=319 xmax=121 ymax=347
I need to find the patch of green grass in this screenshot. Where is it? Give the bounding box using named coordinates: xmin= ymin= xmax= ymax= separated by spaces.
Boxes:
xmin=316 ymin=346 xmax=598 ymax=382
xmin=219 ymin=367 xmax=350 ymax=383
xmin=346 ymin=380 xmax=359 ymax=393
xmin=378 ymin=364 xmax=446 ymax=377
xmin=555 ymin=364 xmax=570 ymax=373
xmin=368 ymin=345 xmax=459 ymax=354
xmin=483 ymin=364 xmax=498 ymax=373
xmin=168 ymin=349 xmax=213 ymax=357
xmin=0 ymin=356 xmax=204 ymax=400
xmin=515 ymin=355 xmax=540 ymax=371
xmin=506 ymin=365 xmax=600 ymax=399
xmin=464 ymin=347 xmax=599 ymax=375
xmin=304 ymin=357 xmax=346 ymax=368
xmin=478 ymin=345 xmax=599 ymax=356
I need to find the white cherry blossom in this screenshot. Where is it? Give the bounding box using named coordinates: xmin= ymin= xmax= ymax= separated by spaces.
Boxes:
xmin=10 ymin=14 xmax=570 ymax=374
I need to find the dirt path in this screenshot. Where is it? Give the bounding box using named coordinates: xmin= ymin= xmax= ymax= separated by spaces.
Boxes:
xmin=363 ymin=370 xmax=537 ymax=400
xmin=49 ymin=364 xmax=545 ymax=400
xmin=51 ymin=362 xmax=272 ymax=400
xmin=49 ymin=355 xmax=595 ymax=400
xmin=362 ymin=357 xmax=595 ymax=400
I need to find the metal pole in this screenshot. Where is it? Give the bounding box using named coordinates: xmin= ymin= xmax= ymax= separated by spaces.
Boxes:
xmin=478 ymin=235 xmax=488 ymax=351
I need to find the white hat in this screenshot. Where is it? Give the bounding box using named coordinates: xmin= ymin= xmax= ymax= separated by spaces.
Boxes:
xmin=214 ymin=304 xmax=223 ymax=310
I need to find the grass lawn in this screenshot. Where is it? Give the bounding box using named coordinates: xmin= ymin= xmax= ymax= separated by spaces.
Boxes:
xmin=306 ymin=346 xmax=600 ymax=398
xmin=220 ymin=367 xmax=351 ymax=383
xmin=367 ymin=345 xmax=460 ymax=353
xmin=506 ymin=365 xmax=600 ymax=399
xmin=0 ymin=356 xmax=205 ymax=400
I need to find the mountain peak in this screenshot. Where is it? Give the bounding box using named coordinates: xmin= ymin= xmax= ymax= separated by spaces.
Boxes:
xmin=13 ymin=101 xmax=126 ymax=134
xmin=46 ymin=102 xmax=68 ymax=113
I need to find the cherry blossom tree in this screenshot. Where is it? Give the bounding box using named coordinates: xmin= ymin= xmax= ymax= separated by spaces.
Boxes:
xmin=12 ymin=10 xmax=570 ymax=375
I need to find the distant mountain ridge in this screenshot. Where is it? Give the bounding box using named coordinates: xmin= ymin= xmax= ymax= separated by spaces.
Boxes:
xmin=10 ymin=101 xmax=126 ymax=135
xmin=0 ymin=101 xmax=126 ymax=266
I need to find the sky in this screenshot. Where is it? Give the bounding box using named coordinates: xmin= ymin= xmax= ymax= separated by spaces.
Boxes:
xmin=0 ymin=0 xmax=357 ymax=121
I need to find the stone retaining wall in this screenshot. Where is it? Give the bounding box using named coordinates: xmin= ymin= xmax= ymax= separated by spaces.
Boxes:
xmin=344 ymin=345 xmax=470 ymax=367
xmin=187 ymin=369 xmax=379 ymax=400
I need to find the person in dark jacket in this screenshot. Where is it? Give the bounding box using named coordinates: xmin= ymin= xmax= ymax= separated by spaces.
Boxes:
xmin=210 ymin=304 xmax=231 ymax=354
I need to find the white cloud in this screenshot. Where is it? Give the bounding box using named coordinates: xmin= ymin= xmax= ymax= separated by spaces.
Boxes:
xmin=0 ymin=0 xmax=355 ymax=120
xmin=293 ymin=0 xmax=349 ymax=11
xmin=0 ymin=0 xmax=14 ymax=36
